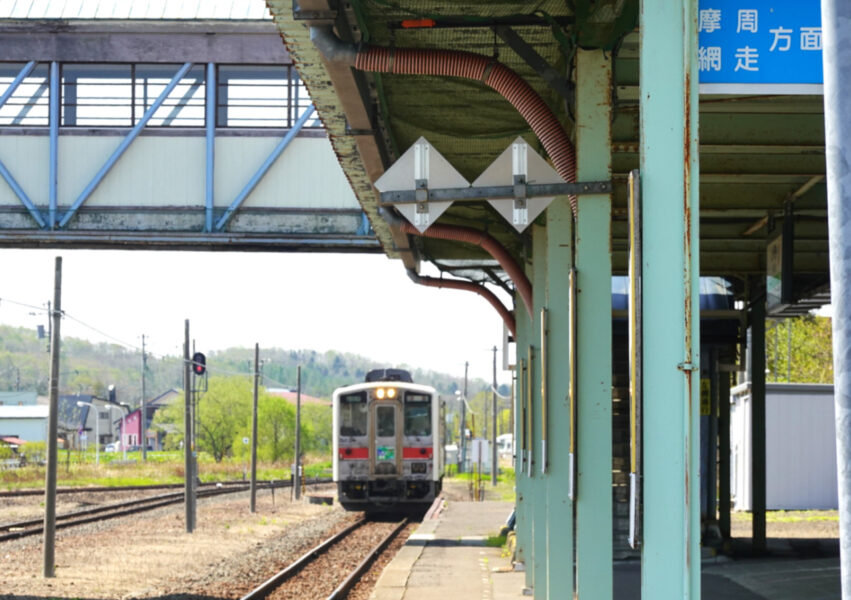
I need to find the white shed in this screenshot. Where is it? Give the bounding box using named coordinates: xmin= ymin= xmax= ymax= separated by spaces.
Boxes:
xmin=731 ymin=382 xmax=837 ymax=511
xmin=0 ymin=405 xmax=49 ymax=443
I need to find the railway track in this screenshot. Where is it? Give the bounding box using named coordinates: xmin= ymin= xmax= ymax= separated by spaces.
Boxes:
xmin=240 ymin=517 xmax=409 ymax=600
xmin=0 ymin=477 xmax=331 ymax=498
xmin=0 ymin=479 xmax=329 ymax=542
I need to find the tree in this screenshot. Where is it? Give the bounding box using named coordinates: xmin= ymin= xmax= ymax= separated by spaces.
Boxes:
xmin=257 ymin=392 xmax=295 ymax=462
xmin=301 ymin=403 xmax=332 ymax=454
xmin=154 ymin=376 xmax=252 ymax=462
xmin=766 ymin=315 xmax=833 ymax=383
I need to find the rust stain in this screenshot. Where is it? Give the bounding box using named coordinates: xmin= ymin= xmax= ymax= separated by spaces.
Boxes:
xmin=683 ymin=60 xmax=695 ymax=576
xmin=683 ymin=69 xmax=694 ymax=368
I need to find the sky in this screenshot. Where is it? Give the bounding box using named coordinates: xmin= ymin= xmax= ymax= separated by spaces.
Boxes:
xmin=0 ymin=248 xmax=512 ymax=386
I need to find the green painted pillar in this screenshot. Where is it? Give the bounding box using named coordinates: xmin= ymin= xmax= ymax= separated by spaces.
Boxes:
xmin=531 ymin=223 xmax=548 ymax=599
xmin=514 ymin=300 xmax=532 ymax=578
xmin=639 ymin=0 xmax=701 ymax=598
xmin=544 ymin=200 xmax=575 ymax=598
xmin=574 ymin=48 xmax=613 ymax=600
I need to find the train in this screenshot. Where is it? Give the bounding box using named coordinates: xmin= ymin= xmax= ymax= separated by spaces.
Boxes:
xmin=332 ymin=368 xmax=443 ymax=512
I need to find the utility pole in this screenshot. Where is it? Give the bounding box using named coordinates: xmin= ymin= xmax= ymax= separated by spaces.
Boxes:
xmin=141 ymin=334 xmax=147 ymax=461
xmin=294 ymin=365 xmax=302 ymax=500
xmin=250 ymin=343 xmax=259 ymax=512
xmin=183 ymin=320 xmax=195 ymax=533
xmin=43 ymin=256 xmax=62 ymax=577
xmin=460 ymin=361 xmax=468 ymax=474
xmin=46 ymin=300 xmax=52 ymax=354
xmin=492 ymin=346 xmax=498 ymax=486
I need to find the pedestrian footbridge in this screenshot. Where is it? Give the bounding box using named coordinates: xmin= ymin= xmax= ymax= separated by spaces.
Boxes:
xmin=0 ymin=15 xmax=379 ymax=252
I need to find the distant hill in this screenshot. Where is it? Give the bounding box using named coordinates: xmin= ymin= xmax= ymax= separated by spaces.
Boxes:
xmin=0 ymin=324 xmax=489 ymax=408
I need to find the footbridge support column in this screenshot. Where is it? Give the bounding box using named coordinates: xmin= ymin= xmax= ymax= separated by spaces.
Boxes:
xmin=639 ymin=0 xmax=701 ymax=598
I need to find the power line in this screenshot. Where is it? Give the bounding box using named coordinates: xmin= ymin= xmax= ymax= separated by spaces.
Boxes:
xmin=62 ymin=312 xmax=141 ymax=351
xmin=0 ymin=296 xmax=49 ymax=312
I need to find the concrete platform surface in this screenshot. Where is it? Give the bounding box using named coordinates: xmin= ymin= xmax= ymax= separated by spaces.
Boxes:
xmin=369 ymin=498 xmax=842 ymax=600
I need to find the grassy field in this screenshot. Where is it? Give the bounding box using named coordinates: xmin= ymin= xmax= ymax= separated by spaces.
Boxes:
xmin=0 ymin=449 xmax=332 ymax=490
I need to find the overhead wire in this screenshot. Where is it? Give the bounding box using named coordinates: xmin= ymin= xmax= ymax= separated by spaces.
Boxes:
xmin=0 ymin=296 xmax=49 ymax=312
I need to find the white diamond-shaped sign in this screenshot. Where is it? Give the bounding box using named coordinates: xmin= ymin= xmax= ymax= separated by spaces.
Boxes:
xmin=374 ymin=137 xmax=468 ymax=232
xmin=474 ymin=137 xmax=565 ymax=232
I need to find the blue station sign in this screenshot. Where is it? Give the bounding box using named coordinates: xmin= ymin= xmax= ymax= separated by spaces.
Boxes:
xmin=698 ymin=1 xmax=823 ymax=92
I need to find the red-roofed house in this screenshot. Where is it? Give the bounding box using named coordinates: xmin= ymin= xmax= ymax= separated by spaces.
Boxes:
xmin=266 ymin=388 xmax=329 ymax=406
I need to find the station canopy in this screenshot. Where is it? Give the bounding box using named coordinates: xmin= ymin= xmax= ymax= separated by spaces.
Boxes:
xmin=264 ymin=0 xmax=828 ymax=314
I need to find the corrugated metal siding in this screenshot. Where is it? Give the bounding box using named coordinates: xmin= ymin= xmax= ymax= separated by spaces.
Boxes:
xmin=216 ymin=137 xmax=358 ymax=209
xmin=0 ymin=134 xmax=357 ymax=210
xmin=0 ymin=417 xmax=47 ymax=442
xmin=731 ymin=383 xmax=838 ymax=511
xmin=766 ymin=387 xmax=838 ymax=510
xmin=0 ymin=136 xmax=49 ymax=208
xmin=58 ymin=136 xmax=206 ymax=207
xmin=3 ymin=0 xmax=271 ymax=20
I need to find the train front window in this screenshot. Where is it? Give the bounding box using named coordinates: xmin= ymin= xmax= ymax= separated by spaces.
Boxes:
xmin=376 ymin=405 xmax=395 ymax=437
xmin=339 ymin=392 xmax=367 ymax=437
xmin=405 ymin=394 xmax=432 ymax=437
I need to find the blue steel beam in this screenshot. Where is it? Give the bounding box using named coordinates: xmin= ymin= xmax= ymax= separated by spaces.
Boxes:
xmin=215 ymin=104 xmax=315 ymax=232
xmin=0 ymin=60 xmax=46 ymax=228
xmin=48 ymin=62 xmax=59 ymax=229
xmin=0 ymin=162 xmax=46 ymax=228
xmin=205 ymin=63 xmax=215 ymax=232
xmin=58 ymin=62 xmax=193 ymax=229
xmin=356 ymin=212 xmax=370 ymax=236
xmin=0 ymin=61 xmax=36 ymax=108
xmin=10 ymin=81 xmax=46 ymax=124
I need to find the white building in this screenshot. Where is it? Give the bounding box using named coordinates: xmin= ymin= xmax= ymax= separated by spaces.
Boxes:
xmin=0 ymin=405 xmax=49 ymax=443
xmin=731 ymin=382 xmax=837 ymax=510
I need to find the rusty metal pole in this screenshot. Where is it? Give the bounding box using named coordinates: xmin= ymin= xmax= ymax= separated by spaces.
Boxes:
xmin=822 ymin=0 xmax=851 ymax=594
xmin=42 ymin=256 xmax=62 ymax=577
xmin=183 ymin=320 xmax=195 ymax=533
xmin=491 ymin=346 xmax=498 ymax=486
xmin=250 ymin=343 xmax=259 ymax=512
xmin=294 ymin=365 xmax=302 ymax=500
xmin=141 ymin=334 xmax=147 ymax=461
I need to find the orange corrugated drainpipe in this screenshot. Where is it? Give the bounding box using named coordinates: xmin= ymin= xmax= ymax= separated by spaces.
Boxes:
xmin=310 ymin=26 xmax=551 ymax=319
xmin=406 ymin=269 xmax=516 ymax=337
xmin=310 ymin=25 xmax=578 ymax=214
xmin=398 ymin=220 xmax=532 ymax=318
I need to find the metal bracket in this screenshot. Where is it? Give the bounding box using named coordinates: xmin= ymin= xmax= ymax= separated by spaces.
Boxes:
xmin=493 ymin=26 xmax=575 ymax=109
xmin=379 ymin=180 xmax=612 ymax=205
xmin=292 ymin=1 xmax=337 ymax=22
xmin=677 ymin=362 xmax=699 ymax=372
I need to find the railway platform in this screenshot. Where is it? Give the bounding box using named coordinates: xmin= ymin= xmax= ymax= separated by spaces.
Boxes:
xmin=369 ymin=493 xmax=841 ymax=600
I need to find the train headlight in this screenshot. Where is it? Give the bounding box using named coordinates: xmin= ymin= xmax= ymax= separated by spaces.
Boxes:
xmin=387 ymin=388 xmax=397 ymax=398
xmin=376 ymin=388 xmax=386 ymax=399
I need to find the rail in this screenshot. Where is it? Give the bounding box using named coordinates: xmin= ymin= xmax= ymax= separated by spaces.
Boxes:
xmin=0 ymin=479 xmax=331 ymax=542
xmin=239 ymin=517 xmax=409 ymax=600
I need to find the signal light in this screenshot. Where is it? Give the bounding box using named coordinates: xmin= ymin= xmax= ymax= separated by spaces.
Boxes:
xmin=192 ymin=352 xmax=206 ymax=376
